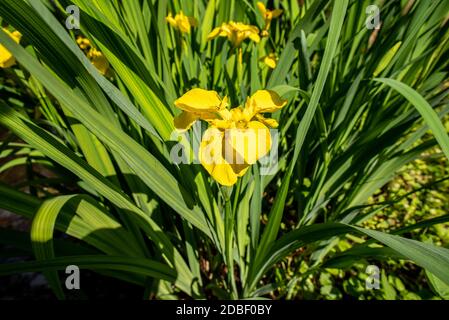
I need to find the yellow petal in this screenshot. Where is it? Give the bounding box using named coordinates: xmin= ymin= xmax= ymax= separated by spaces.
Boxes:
xmin=255 ymin=114 xmax=279 ymax=128
xmin=263 ymin=54 xmax=277 ymax=68
xmin=177 ymin=12 xmax=191 ymax=33
xmin=0 ymin=48 xmax=15 ymax=68
xmin=11 ymin=31 xmax=22 ymax=43
xmin=257 ymin=2 xmax=267 ymax=15
xmin=89 ymin=49 xmax=109 ymax=75
xmin=93 ymin=58 xmax=109 ymax=75
xmin=207 ymin=27 xmax=222 ymax=40
xmin=175 ymin=88 xmax=223 ymax=113
xmin=0 ymin=29 xmax=21 ymax=69
xmin=248 ymin=31 xmax=260 ymax=43
xmin=199 ymin=127 xmax=237 ymax=186
xmin=178 ymin=19 xmax=191 ymax=33
xmin=166 ymin=14 xmax=177 ymax=28
xmin=174 ymin=111 xmax=199 ymax=131
xmin=225 ymin=121 xmax=271 ymax=165
xmin=249 ymin=90 xmax=287 ymax=113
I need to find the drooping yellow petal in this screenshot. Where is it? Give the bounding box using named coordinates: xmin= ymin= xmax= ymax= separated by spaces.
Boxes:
xmin=199 ymin=127 xmax=238 ymax=186
xmin=247 ymin=31 xmax=260 ymax=43
xmin=249 ymin=90 xmax=287 ymax=113
xmin=0 ymin=29 xmax=22 ymax=69
xmin=174 ymin=88 xmax=223 ymax=113
xmin=225 ymin=121 xmax=271 ymax=165
xmin=207 ymin=27 xmax=222 ymax=40
xmin=174 ymin=111 xmax=199 ymax=131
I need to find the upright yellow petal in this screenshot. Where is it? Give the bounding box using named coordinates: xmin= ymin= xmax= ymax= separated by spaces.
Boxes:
xmin=199 ymin=127 xmax=238 ymax=186
xmin=249 ymin=90 xmax=287 ymax=113
xmin=174 ymin=88 xmax=223 ymax=113
xmin=177 ymin=12 xmax=191 ymax=33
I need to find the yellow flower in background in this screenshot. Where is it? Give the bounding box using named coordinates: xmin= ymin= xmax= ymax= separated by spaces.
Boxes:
xmin=88 ymin=48 xmax=109 ymax=75
xmin=174 ymin=89 xmax=287 ymax=186
xmin=261 ymin=53 xmax=278 ymax=69
xmin=0 ymin=29 xmax=22 ymax=68
xmin=208 ymin=22 xmax=260 ymax=47
xmin=76 ymin=37 xmax=91 ymax=50
xmin=76 ymin=36 xmax=109 ymax=75
xmin=257 ymin=2 xmax=283 ymax=37
xmin=166 ymin=11 xmax=198 ymax=34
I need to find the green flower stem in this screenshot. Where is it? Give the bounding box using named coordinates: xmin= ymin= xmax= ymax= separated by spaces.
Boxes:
xmin=221 ymin=185 xmax=238 ymax=299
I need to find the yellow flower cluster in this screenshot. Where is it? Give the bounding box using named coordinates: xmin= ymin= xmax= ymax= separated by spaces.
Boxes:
xmin=166 ymin=11 xmax=198 ymax=34
xmin=261 ymin=53 xmax=278 ymax=69
xmin=208 ymin=22 xmax=260 ymax=47
xmin=76 ymin=36 xmax=109 ymax=75
xmin=0 ymin=28 xmax=22 ymax=68
xmin=166 ymin=2 xmax=282 ymax=45
xmin=257 ymin=2 xmax=283 ymax=37
xmin=173 ymin=89 xmax=287 ymax=186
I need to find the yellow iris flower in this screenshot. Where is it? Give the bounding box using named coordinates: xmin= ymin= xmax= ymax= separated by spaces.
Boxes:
xmin=261 ymin=53 xmax=278 ymax=69
xmin=257 ymin=2 xmax=283 ymax=37
xmin=87 ymin=48 xmax=109 ymax=75
xmin=76 ymin=37 xmax=91 ymax=50
xmin=208 ymin=22 xmax=260 ymax=47
xmin=0 ymin=28 xmax=22 ymax=68
xmin=76 ymin=36 xmax=109 ymax=75
xmin=166 ymin=11 xmax=198 ymax=34
xmin=174 ymin=89 xmax=287 ymax=186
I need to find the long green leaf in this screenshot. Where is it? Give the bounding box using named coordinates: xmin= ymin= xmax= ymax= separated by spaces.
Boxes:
xmin=374 ymin=78 xmax=449 ymax=160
